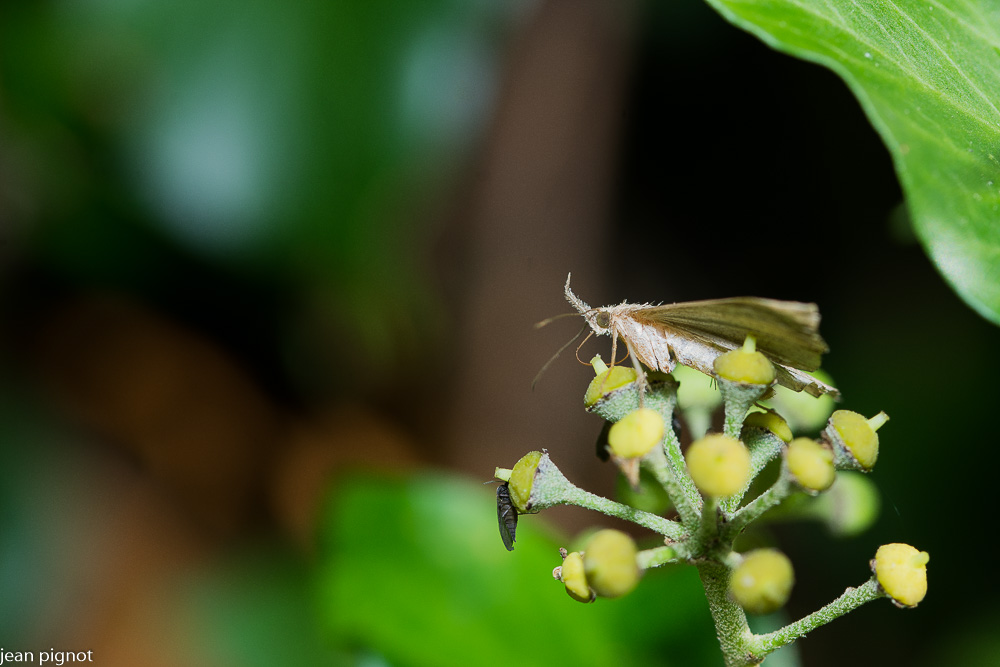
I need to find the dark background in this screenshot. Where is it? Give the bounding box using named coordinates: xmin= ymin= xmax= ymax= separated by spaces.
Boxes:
xmin=1 ymin=0 xmax=996 ymax=665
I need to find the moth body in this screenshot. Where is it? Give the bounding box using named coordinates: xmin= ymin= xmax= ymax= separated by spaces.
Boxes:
xmin=563 ymin=274 xmax=838 ymax=398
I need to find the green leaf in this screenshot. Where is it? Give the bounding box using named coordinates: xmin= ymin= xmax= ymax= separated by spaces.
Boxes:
xmin=703 ymin=0 xmax=1000 ymax=323
xmin=317 ymin=474 xmax=719 ymax=667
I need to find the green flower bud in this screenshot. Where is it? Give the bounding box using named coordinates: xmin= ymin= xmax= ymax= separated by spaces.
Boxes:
xmin=713 ymin=336 xmax=776 ymax=386
xmin=585 ymin=357 xmax=678 ymax=424
xmin=509 ymin=451 xmax=543 ymax=512
xmin=608 ymin=408 xmax=664 ymax=459
xmin=827 ymin=410 xmax=888 ymax=471
xmin=686 ymin=434 xmax=751 ymax=497
xmin=729 ymin=549 xmax=795 ymax=615
xmin=872 ymin=543 xmax=928 ymax=608
xmin=786 ymin=437 xmax=836 ymax=493
xmin=559 ymin=551 xmax=595 ymax=603
xmin=583 ymin=529 xmax=641 ymax=598
xmin=584 ymin=356 xmax=638 ymax=408
xmin=743 ymin=408 xmax=792 ymax=443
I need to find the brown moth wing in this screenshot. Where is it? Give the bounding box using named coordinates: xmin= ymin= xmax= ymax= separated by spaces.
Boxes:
xmin=774 ymin=365 xmax=840 ymax=399
xmin=632 ymin=298 xmax=828 ymax=371
xmin=639 ymin=318 xmax=839 ymax=398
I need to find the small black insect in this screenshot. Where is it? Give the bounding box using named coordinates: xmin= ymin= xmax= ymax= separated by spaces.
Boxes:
xmin=496 ymin=482 xmax=518 ymax=551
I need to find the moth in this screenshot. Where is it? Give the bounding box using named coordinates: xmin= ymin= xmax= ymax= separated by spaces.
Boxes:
xmin=496 ymin=482 xmax=518 ymax=551
xmin=564 ymin=274 xmax=839 ymax=399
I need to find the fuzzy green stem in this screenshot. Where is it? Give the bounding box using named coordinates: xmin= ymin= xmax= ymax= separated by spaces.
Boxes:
xmin=637 ymin=545 xmax=681 ymax=569
xmin=719 ymin=380 xmax=769 ymax=441
xmin=724 ymin=472 xmax=792 ymax=542
xmin=644 ymin=378 xmax=702 ymax=526
xmin=645 ymin=446 xmax=700 ymax=527
xmin=721 ymin=430 xmax=785 ymax=513
xmin=749 ymin=578 xmax=883 ymax=656
xmin=697 ymin=559 xmax=756 ymax=667
xmin=658 ymin=412 xmax=703 ymax=525
xmin=560 ymin=485 xmax=686 ymax=540
xmin=528 ymin=453 xmax=685 ymax=540
xmin=697 ymin=495 xmax=721 ymax=547
xmin=722 ymin=395 xmax=749 ymax=441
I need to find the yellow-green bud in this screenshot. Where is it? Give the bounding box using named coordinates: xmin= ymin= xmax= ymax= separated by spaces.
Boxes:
xmin=585 ymin=360 xmax=638 ymax=408
xmin=714 ymin=336 xmax=776 ymax=386
xmin=744 ymin=409 xmax=792 ymax=443
xmin=786 ymin=437 xmax=836 ymax=492
xmin=583 ymin=529 xmax=641 ymax=598
xmin=560 ymin=551 xmax=595 ymax=603
xmin=509 ymin=451 xmax=542 ymax=512
xmin=729 ymin=549 xmax=795 ymax=615
xmin=828 ymin=410 xmax=887 ymax=470
xmin=686 ymin=434 xmax=751 ymax=497
xmin=873 ymin=543 xmax=928 ymax=608
xmin=608 ymin=408 xmax=664 ymax=459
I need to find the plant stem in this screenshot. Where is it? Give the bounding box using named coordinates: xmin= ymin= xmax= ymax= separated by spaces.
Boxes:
xmin=696 ymin=559 xmax=755 ymax=667
xmin=724 ymin=472 xmax=792 ymax=541
xmin=645 ymin=447 xmax=699 ymax=526
xmin=560 ymin=485 xmax=686 ymax=540
xmin=696 ymin=495 xmax=720 ymax=548
xmin=718 ymin=380 xmax=768 ymax=441
xmin=637 ymin=545 xmax=681 ymax=569
xmin=749 ymin=578 xmax=883 ymax=656
xmin=721 ymin=430 xmax=785 ymax=513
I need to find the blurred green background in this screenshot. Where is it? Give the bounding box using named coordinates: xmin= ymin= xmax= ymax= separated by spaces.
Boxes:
xmin=1 ymin=0 xmax=997 ymax=665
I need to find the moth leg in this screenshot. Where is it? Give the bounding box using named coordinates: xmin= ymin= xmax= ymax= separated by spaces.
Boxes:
xmin=595 ymin=332 xmax=622 ymax=396
xmin=624 ymin=340 xmax=648 ymax=407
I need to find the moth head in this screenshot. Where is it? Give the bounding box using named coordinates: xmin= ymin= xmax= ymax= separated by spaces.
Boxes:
xmin=586 ymin=308 xmax=613 ymax=335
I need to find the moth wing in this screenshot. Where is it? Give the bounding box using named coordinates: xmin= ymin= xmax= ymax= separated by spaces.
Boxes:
xmin=497 ymin=484 xmax=516 ymax=551
xmin=774 ymin=365 xmax=841 ymax=399
xmin=636 ymin=298 xmax=828 ymax=371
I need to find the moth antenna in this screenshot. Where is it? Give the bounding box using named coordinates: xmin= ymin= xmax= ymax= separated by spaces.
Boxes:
xmin=573 ymin=330 xmax=596 ymax=365
xmin=532 ymin=324 xmax=589 ymax=390
xmin=564 ymin=273 xmax=592 ymax=313
xmin=534 ymin=311 xmax=582 ymax=329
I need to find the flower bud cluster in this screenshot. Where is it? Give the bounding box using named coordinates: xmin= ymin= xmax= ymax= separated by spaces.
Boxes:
xmin=491 ymin=324 xmax=926 ymax=664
